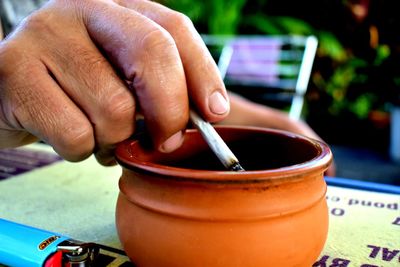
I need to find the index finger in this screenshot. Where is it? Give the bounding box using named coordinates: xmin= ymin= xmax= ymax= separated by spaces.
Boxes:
xmin=117 ymin=0 xmax=230 ymax=123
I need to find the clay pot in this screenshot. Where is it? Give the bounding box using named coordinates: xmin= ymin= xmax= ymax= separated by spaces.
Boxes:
xmin=115 ymin=126 xmax=332 ymax=267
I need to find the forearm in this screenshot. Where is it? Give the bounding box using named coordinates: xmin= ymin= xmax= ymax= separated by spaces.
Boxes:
xmin=221 ymin=92 xmax=322 ymax=140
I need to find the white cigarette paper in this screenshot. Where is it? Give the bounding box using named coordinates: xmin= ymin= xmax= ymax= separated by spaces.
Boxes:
xmin=189 ymin=110 xmax=245 ymax=171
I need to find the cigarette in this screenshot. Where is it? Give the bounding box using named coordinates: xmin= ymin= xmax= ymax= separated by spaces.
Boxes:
xmin=189 ymin=110 xmax=245 ymax=172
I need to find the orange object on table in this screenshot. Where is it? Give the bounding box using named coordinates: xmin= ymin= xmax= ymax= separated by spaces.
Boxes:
xmin=115 ymin=126 xmax=332 ymax=266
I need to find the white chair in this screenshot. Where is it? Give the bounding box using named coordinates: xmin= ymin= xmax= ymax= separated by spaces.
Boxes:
xmin=203 ymin=35 xmax=318 ymax=120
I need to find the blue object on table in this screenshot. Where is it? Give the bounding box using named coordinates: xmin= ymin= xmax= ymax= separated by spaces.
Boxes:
xmin=325 ymin=176 xmax=400 ymax=195
xmin=0 ymin=218 xmax=69 ymax=267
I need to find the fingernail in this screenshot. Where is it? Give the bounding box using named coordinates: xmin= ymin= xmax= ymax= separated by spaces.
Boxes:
xmin=159 ymin=131 xmax=183 ymax=153
xmin=209 ymin=91 xmax=229 ymax=115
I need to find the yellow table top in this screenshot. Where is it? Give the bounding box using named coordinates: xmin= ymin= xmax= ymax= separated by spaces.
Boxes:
xmin=0 ymin=143 xmax=399 ymax=266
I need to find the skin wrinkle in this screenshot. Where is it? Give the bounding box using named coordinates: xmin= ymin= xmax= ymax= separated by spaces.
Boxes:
xmin=55 ymin=0 xmax=93 ymax=27
xmin=0 ymin=100 xmax=15 ymax=131
xmin=117 ymin=1 xmax=210 ymax=77
xmin=113 ymin=13 xmax=188 ymax=144
xmin=151 ymin=62 xmax=187 ymax=123
xmin=117 ymin=1 xmax=228 ymax=121
xmin=0 ymin=82 xmax=27 ymax=134
xmin=13 ymin=9 xmax=101 ymax=136
xmin=39 ymin=61 xmax=95 ymax=158
xmin=17 ymin=8 xmax=64 ymax=42
xmin=115 ymin=1 xmax=208 ymax=78
xmin=0 ymin=0 xmax=230 ymax=164
xmin=14 ymin=89 xmax=57 ymax=143
xmin=141 ymin=33 xmax=182 ymax=95
xmin=133 ymin=70 xmax=187 ymax=135
xmin=137 ymin=35 xmax=187 ymax=122
xmin=94 ymin=0 xmax=225 ymax=129
xmin=32 ymin=12 xmax=134 ymax=148
xmin=0 ymin=80 xmax=18 ymax=131
xmin=0 ymin=130 xmax=38 ymax=147
xmin=0 ymin=1 xmax=335 ymax=173
xmin=82 ymin=3 xmax=162 ymax=152
xmin=46 ymin=39 xmax=111 ymax=103
xmin=85 ymin=4 xmax=149 ymax=81
xmin=7 ymin=48 xmax=95 ymax=160
xmin=0 ymin=57 xmax=42 ymax=131
xmin=48 ymin=109 xmax=94 ymax=161
xmin=118 ymin=1 xmax=208 ymax=82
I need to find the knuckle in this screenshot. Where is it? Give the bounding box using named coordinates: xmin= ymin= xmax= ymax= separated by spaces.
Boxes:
xmin=163 ymin=10 xmax=194 ymax=36
xmin=164 ymin=11 xmax=194 ymax=32
xmin=140 ymin=27 xmax=175 ymax=52
xmin=18 ymin=10 xmax=52 ymax=35
xmin=101 ymin=92 xmax=135 ymax=122
xmin=55 ymin=123 xmax=94 ymax=161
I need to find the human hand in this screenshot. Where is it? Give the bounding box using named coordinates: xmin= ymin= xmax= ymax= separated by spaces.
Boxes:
xmin=0 ymin=0 xmax=229 ymax=165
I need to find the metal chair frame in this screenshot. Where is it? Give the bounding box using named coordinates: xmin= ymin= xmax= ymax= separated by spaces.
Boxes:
xmin=203 ymin=35 xmax=318 ymax=120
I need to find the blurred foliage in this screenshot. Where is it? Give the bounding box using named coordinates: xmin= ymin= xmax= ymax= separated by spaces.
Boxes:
xmin=162 ymin=0 xmax=246 ymax=35
xmin=162 ymin=0 xmax=399 ymax=121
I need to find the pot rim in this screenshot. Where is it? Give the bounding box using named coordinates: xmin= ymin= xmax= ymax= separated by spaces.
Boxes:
xmin=115 ymin=126 xmax=332 ymax=183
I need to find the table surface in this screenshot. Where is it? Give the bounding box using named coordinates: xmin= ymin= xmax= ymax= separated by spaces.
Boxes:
xmin=0 ymin=143 xmax=399 ymax=266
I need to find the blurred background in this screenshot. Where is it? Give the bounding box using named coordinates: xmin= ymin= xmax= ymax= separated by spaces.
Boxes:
xmin=161 ymin=0 xmax=400 ymax=185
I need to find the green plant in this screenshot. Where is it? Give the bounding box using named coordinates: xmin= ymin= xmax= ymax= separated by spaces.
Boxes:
xmin=162 ymin=0 xmax=398 ymax=121
xmin=162 ymin=0 xmax=246 ymax=34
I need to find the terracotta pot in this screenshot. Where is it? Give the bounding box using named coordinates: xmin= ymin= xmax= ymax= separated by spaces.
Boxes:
xmin=115 ymin=126 xmax=332 ymax=267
